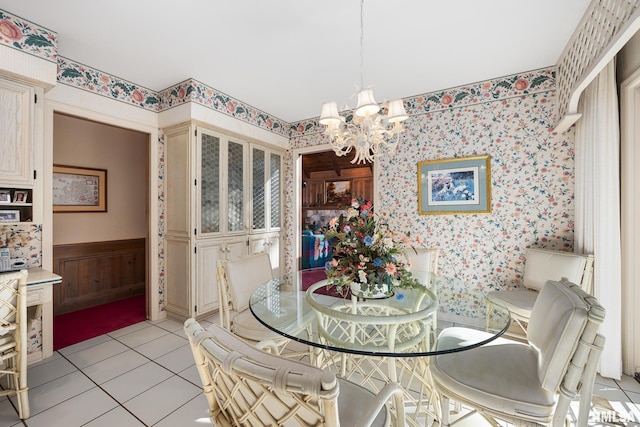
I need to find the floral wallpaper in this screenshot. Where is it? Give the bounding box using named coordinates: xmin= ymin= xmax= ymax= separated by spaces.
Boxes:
xmin=0 ymin=224 xmax=42 ymax=267
xmin=0 ymin=10 xmax=57 ymax=63
xmin=287 ymin=67 xmax=575 ymax=318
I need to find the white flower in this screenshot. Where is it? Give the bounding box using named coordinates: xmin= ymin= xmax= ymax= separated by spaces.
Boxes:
xmin=346 ymin=208 xmax=358 ymax=220
xmin=383 ymin=237 xmax=394 ymax=249
xmin=358 ymin=269 xmax=368 ymax=283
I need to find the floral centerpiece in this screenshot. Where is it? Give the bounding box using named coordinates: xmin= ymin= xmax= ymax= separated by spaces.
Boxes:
xmin=324 ymin=197 xmax=421 ymax=297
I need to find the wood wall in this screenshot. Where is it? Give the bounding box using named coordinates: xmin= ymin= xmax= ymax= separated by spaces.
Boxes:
xmin=53 ymin=238 xmax=146 ymax=315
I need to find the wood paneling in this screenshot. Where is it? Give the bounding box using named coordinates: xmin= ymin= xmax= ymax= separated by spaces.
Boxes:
xmin=53 ymin=238 xmax=146 ymax=315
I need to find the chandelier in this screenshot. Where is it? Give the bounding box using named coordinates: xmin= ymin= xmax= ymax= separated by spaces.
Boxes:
xmin=319 ymin=0 xmax=408 ymax=164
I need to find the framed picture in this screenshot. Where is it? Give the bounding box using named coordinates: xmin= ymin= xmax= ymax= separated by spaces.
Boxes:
xmin=0 ymin=210 xmax=20 ymax=222
xmin=13 ymin=191 xmax=28 ymax=203
xmin=0 ymin=191 xmax=10 ymax=204
xmin=325 ymin=180 xmax=352 ymax=205
xmin=418 ymin=154 xmax=491 ymax=215
xmin=53 ymin=165 xmax=107 ymax=212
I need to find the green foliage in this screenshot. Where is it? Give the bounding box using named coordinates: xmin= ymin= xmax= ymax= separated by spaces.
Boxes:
xmin=24 ymin=34 xmax=53 ymax=48
xmin=60 ymin=68 xmax=82 ymax=79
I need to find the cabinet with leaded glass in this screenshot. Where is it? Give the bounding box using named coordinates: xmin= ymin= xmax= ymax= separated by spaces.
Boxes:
xmin=163 ymin=122 xmax=281 ymax=320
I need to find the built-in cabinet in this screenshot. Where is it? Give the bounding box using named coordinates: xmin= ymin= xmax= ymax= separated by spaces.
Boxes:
xmin=0 ymin=77 xmax=43 ymax=224
xmin=163 ymin=122 xmax=282 ymax=320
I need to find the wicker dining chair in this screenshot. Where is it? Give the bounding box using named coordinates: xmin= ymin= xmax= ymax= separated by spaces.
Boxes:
xmin=0 ymin=270 xmax=29 ymax=419
xmin=184 ymin=319 xmax=405 ymax=427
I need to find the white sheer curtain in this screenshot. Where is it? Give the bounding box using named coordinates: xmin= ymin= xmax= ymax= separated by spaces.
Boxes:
xmin=574 ymin=60 xmax=622 ymax=379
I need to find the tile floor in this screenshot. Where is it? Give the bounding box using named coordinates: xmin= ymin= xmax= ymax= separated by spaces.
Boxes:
xmin=0 ymin=316 xmax=637 ymax=426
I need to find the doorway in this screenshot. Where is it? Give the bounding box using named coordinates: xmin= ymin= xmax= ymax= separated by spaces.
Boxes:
xmin=299 ymin=149 xmax=373 ymax=274
xmin=51 ymin=112 xmax=149 ymax=348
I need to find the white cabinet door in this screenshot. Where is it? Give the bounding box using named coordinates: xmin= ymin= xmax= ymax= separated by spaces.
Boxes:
xmin=195 ymin=241 xmax=224 ymax=316
xmin=195 ymin=237 xmax=248 ymax=318
xmin=0 ymin=78 xmax=34 ymax=185
xmin=250 ymin=232 xmax=281 ymax=276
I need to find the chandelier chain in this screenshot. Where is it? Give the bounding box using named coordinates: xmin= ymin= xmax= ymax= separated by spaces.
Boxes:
xmin=360 ymin=0 xmax=365 ymax=89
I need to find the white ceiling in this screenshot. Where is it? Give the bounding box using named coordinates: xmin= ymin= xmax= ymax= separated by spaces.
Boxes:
xmin=0 ymin=0 xmax=591 ymax=123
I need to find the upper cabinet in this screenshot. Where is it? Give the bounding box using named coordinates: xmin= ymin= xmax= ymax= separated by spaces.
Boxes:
xmin=0 ymin=78 xmax=35 ymax=186
xmin=0 ymin=77 xmax=43 ymax=224
xmin=196 ymin=128 xmax=248 ymax=237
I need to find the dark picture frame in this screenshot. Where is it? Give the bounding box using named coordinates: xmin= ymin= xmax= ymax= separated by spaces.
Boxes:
xmin=418 ymin=154 xmax=491 ymax=215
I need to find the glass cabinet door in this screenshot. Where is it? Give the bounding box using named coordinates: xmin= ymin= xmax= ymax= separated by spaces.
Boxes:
xmin=227 ymin=140 xmax=245 ymax=233
xmin=269 ymin=152 xmax=281 ymax=230
xmin=250 ymin=146 xmax=282 ymax=233
xmin=199 ymin=132 xmax=221 ymax=234
xmin=252 ymin=147 xmax=266 ymax=231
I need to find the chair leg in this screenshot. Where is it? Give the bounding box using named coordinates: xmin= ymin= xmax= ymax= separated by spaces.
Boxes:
xmin=16 ymin=387 xmax=29 ymax=419
xmin=440 ymin=394 xmax=450 ymax=426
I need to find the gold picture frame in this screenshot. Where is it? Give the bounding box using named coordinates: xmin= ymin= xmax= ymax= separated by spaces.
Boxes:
xmin=325 ymin=180 xmax=352 ymax=205
xmin=53 ymin=165 xmax=107 ymax=212
xmin=418 ymin=154 xmax=491 ymax=215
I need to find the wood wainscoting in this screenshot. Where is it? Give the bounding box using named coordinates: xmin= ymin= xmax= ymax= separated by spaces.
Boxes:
xmin=53 ymin=238 xmax=146 ymax=315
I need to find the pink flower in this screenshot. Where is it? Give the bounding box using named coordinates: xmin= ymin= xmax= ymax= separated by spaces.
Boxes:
xmin=178 ymin=87 xmax=186 ymax=99
xmin=441 ymin=94 xmax=453 ymax=105
xmin=132 ymin=89 xmax=144 ymax=103
xmin=514 ymin=79 xmax=529 ymax=91
xmin=227 ymin=102 xmax=236 ymax=113
xmin=385 ymin=263 xmax=397 ymax=275
xmin=0 ymin=19 xmax=22 ymax=41
xmin=329 ymin=217 xmax=338 ymax=228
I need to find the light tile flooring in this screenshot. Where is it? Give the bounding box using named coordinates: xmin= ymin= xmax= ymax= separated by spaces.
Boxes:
xmin=0 ymin=316 xmax=637 ymax=426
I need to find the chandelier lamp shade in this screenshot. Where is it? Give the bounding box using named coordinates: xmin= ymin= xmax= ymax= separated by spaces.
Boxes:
xmin=318 ymin=0 xmax=408 ymax=164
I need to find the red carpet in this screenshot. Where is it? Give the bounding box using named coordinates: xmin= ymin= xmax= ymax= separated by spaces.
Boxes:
xmin=53 ymin=294 xmax=146 ymax=350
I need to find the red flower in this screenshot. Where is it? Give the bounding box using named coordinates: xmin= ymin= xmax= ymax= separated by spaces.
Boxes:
xmin=0 ymin=19 xmax=22 ymax=41
xmin=441 ymin=94 xmax=453 ymax=105
xmin=178 ymin=87 xmax=185 ymax=99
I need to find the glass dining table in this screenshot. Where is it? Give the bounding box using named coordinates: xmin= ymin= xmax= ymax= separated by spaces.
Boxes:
xmin=248 ymin=270 xmax=511 ymax=426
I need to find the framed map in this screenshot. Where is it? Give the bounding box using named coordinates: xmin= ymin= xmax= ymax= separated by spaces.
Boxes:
xmin=53 ymin=165 xmax=107 ymax=212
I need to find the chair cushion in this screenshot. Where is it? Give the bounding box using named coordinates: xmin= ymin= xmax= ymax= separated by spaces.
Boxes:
xmin=523 ymin=249 xmax=587 ymax=291
xmin=486 ymin=289 xmax=538 ymax=318
xmin=230 ymin=309 xmax=284 ymax=342
xmin=431 ymin=327 xmax=557 ymax=422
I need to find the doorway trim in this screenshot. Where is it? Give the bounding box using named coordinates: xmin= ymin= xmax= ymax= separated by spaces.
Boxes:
xmin=620 ymin=66 xmax=640 ymax=375
xmin=43 ymin=100 xmax=161 ymax=321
